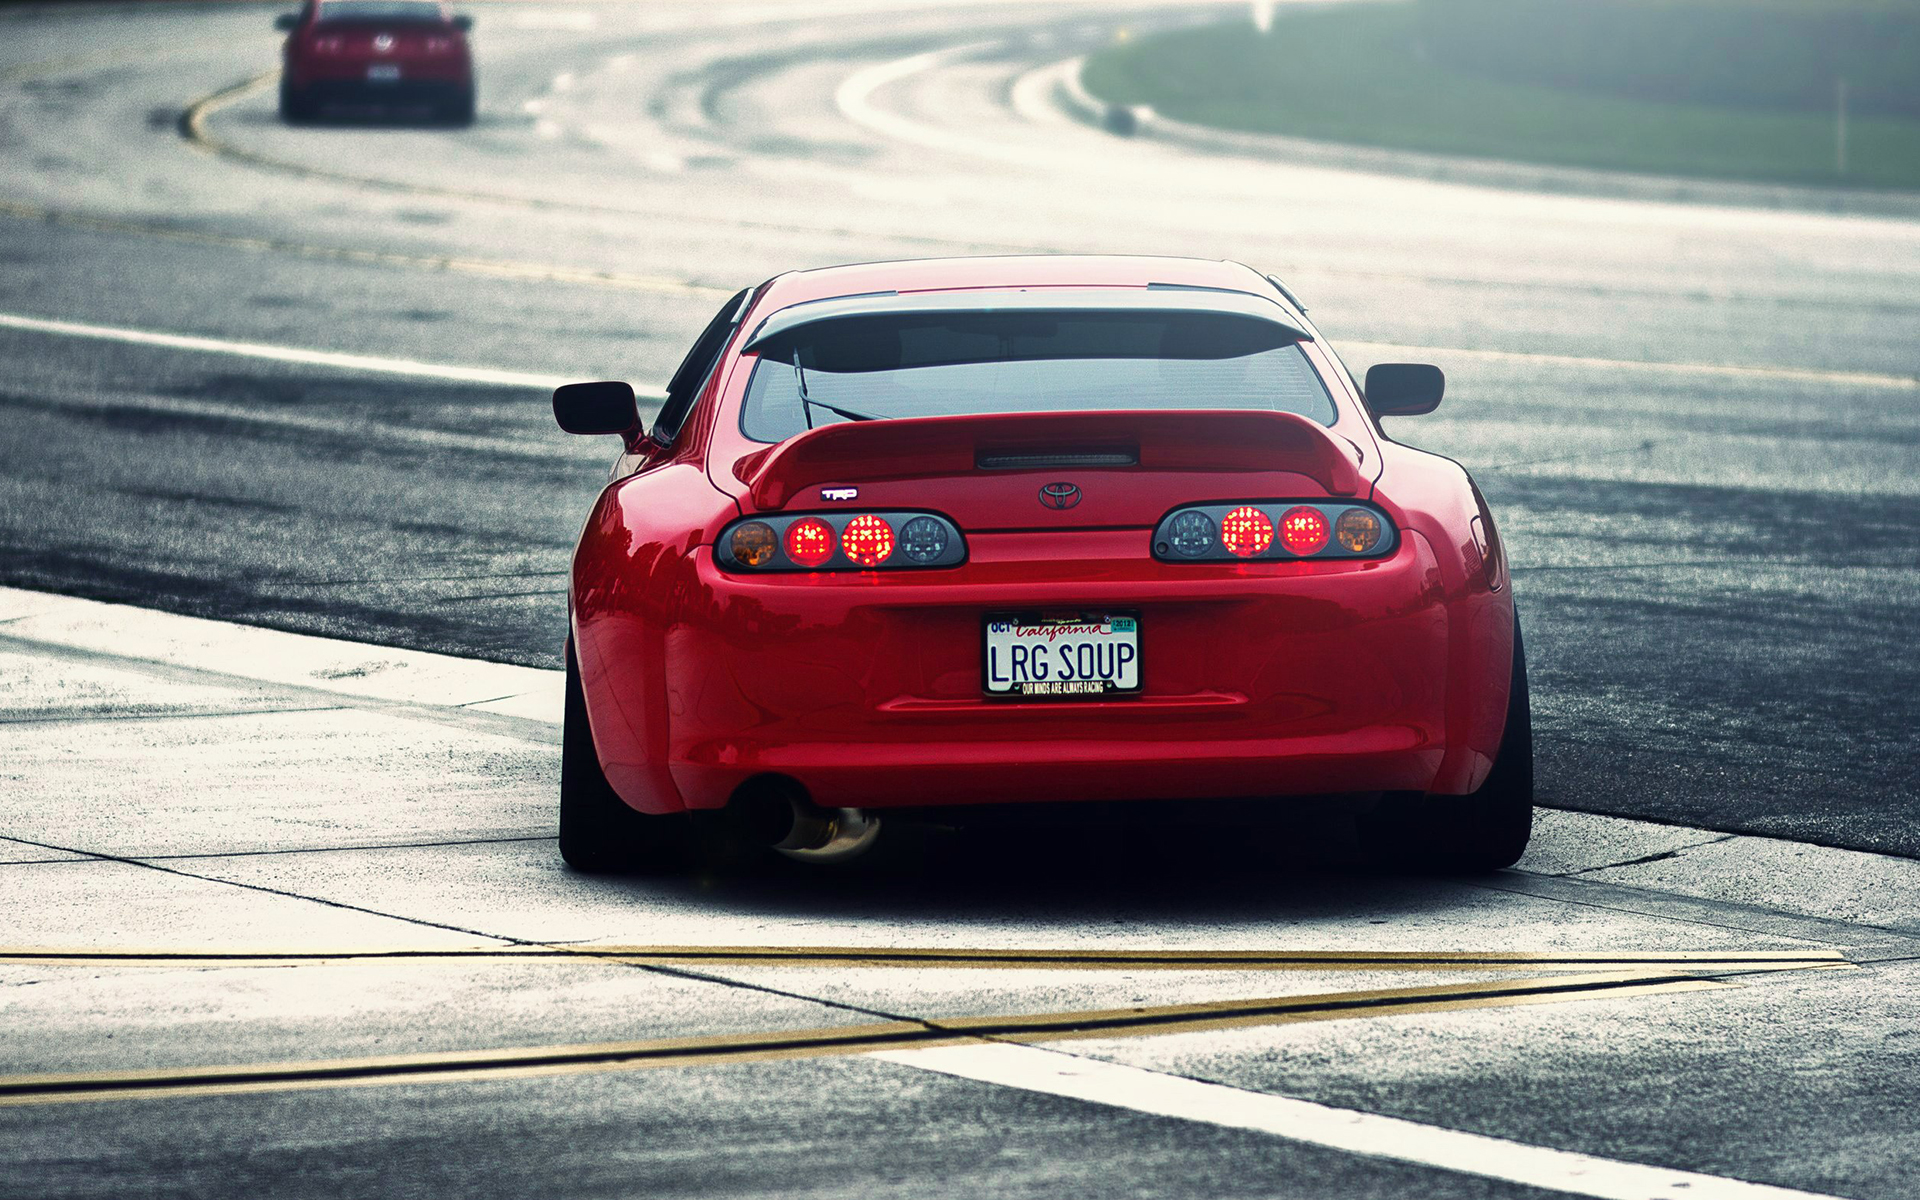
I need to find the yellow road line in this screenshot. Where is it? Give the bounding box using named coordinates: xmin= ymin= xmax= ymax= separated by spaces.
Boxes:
xmin=0 ymin=945 xmax=1852 ymax=971
xmin=181 ymin=70 xmax=618 ymax=215
xmin=174 ymin=75 xmax=1920 ymax=393
xmin=9 ymin=163 xmax=1898 ymax=390
xmin=12 ymin=70 xmax=1904 ymax=392
xmin=0 ymin=969 xmax=1731 ymax=1108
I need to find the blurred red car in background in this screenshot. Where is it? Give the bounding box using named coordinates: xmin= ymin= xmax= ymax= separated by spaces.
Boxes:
xmin=276 ymin=0 xmax=475 ymax=125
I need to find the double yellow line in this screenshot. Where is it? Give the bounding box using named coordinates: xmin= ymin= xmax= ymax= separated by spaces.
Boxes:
xmin=0 ymin=945 xmax=1850 ymax=1106
xmin=0 ymin=944 xmax=1852 ymax=972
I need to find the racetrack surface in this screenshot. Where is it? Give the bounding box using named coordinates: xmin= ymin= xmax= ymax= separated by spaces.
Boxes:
xmin=1 ymin=4 xmax=1918 ymax=1192
xmin=5 ymin=585 xmax=1919 ymax=1200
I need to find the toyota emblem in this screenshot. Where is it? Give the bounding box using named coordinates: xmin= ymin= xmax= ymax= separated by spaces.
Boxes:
xmin=1038 ymin=482 xmax=1081 ymax=510
xmin=373 ymin=32 xmax=394 ymax=51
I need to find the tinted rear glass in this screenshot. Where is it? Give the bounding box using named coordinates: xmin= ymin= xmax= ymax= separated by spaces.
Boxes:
xmin=317 ymin=2 xmax=445 ymax=23
xmin=741 ymin=310 xmax=1335 ymax=443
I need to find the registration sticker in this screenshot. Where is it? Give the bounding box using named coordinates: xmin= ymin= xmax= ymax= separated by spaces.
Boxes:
xmin=984 ymin=614 xmax=1141 ymax=698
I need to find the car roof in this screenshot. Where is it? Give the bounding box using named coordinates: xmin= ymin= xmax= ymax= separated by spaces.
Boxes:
xmin=741 ymin=285 xmax=1311 ymax=360
xmin=752 ymin=255 xmax=1282 ymax=311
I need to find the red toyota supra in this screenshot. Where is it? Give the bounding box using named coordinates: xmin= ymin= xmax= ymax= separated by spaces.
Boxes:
xmin=276 ymin=0 xmax=476 ymax=125
xmin=553 ymin=256 xmax=1531 ymax=873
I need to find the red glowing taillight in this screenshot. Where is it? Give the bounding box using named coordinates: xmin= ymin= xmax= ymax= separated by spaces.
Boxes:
xmin=719 ymin=512 xmax=965 ymax=572
xmin=1155 ymin=503 xmax=1395 ymax=562
xmin=785 ymin=517 xmax=835 ymax=567
xmin=1278 ymin=506 xmax=1329 ymax=556
xmin=840 ymin=514 xmax=895 ymax=566
xmin=1219 ymin=506 xmax=1274 ymax=558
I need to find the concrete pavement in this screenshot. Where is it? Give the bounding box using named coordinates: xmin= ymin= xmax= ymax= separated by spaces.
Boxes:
xmin=4 ymin=586 xmax=1919 ymax=1197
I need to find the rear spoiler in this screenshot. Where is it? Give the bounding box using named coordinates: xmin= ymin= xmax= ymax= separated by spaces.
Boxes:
xmin=738 ymin=410 xmax=1366 ymax=508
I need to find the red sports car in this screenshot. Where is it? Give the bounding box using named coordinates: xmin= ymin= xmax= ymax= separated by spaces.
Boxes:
xmin=553 ymin=256 xmax=1531 ymax=873
xmin=276 ymin=0 xmax=475 ymax=125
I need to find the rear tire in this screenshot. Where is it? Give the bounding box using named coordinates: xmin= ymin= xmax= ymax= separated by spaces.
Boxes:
xmin=278 ymin=82 xmax=318 ymax=123
xmin=1361 ymin=618 xmax=1534 ymax=872
xmin=558 ymin=641 xmax=686 ymax=873
xmin=441 ymin=87 xmax=475 ymax=126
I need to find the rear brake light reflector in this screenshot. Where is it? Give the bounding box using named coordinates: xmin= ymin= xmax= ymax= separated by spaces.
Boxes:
xmin=840 ymin=514 xmax=895 ymax=566
xmin=1335 ymin=508 xmax=1383 ymax=554
xmin=718 ymin=511 xmax=965 ymax=572
xmin=1278 ymin=506 xmax=1329 ymax=556
xmin=1219 ymin=506 xmax=1274 ymax=558
xmin=1166 ymin=510 xmax=1216 ymax=558
xmin=899 ymin=516 xmax=950 ymax=563
xmin=785 ymin=518 xmax=835 ymax=567
xmin=1152 ymin=502 xmax=1395 ymax=563
xmin=730 ymin=521 xmax=778 ymax=567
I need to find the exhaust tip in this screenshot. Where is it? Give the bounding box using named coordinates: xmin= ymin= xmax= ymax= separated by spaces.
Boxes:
xmin=727 ymin=777 xmax=881 ymax=863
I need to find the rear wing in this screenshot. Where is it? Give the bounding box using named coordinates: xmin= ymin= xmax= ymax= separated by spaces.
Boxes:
xmin=737 ymin=409 xmax=1366 ymax=509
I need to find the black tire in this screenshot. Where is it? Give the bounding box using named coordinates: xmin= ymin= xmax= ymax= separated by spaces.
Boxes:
xmin=279 ymin=82 xmax=318 ymax=123
xmin=441 ymin=88 xmax=475 ymax=126
xmin=1361 ymin=618 xmax=1534 ymax=872
xmin=558 ymin=641 xmax=686 ymax=873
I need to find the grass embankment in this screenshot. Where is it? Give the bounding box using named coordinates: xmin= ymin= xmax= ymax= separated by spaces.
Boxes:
xmin=1083 ymin=0 xmax=1920 ymax=191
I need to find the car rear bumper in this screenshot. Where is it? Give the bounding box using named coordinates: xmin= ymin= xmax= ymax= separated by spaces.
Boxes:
xmin=287 ymin=79 xmax=470 ymax=103
xmin=577 ymin=527 xmax=1506 ymax=815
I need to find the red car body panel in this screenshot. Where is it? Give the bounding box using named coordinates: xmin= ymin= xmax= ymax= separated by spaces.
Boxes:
xmin=281 ymin=1 xmax=473 ymax=95
xmin=568 ymin=257 xmax=1514 ymax=818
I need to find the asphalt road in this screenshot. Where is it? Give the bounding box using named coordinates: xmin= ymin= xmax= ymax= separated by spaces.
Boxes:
xmin=1 ymin=4 xmax=1918 ymax=1193
xmin=3 ymin=0 xmax=1914 ymax=856
xmin=5 ymin=586 xmax=1919 ymax=1200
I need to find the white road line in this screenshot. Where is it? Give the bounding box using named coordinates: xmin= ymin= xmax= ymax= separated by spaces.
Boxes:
xmin=18 ymin=388 xmax=596 ymax=461
xmin=0 ymin=310 xmax=667 ymax=399
xmin=878 ymin=1043 xmax=1845 ymax=1200
xmin=4 ymin=305 xmax=1907 ymax=426
xmin=834 ymin=44 xmax=1013 ymax=161
xmin=0 ymin=311 xmax=567 ymax=390
xmin=836 ymin=49 xmax=1916 ymax=394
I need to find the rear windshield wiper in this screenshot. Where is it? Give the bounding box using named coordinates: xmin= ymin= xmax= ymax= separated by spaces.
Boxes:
xmin=793 ymin=353 xmax=883 ymax=426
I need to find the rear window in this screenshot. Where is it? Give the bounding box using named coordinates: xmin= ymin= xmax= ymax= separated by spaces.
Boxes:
xmin=740 ymin=310 xmax=1335 ymax=443
xmin=317 ymin=1 xmax=444 ymax=23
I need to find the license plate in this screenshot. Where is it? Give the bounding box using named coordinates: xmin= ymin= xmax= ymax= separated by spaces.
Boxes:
xmin=367 ymin=64 xmax=402 ymax=83
xmin=984 ymin=615 xmax=1140 ymax=698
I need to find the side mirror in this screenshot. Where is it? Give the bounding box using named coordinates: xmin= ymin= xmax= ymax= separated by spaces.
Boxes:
xmin=274 ymin=12 xmax=299 ymax=30
xmin=1364 ymin=363 xmax=1444 ymax=417
xmin=553 ymin=381 xmax=638 ymax=435
xmin=452 ymin=13 xmax=472 ymax=30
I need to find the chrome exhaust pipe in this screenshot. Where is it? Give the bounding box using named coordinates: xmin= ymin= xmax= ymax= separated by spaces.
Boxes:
xmin=729 ymin=778 xmax=881 ymax=862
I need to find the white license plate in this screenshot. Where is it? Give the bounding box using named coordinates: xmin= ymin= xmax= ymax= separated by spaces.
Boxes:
xmin=367 ymin=64 xmax=402 ymax=83
xmin=984 ymin=615 xmax=1140 ymax=698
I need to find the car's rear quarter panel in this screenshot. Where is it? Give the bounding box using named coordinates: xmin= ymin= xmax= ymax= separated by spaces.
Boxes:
xmin=571 ymin=460 xmax=740 ymax=814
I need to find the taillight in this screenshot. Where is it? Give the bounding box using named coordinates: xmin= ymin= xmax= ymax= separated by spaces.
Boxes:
xmin=840 ymin=514 xmax=894 ymax=567
xmin=1219 ymin=506 xmax=1274 ymax=558
xmin=1335 ymin=508 xmax=1383 ymax=554
xmin=729 ymin=521 xmax=778 ymax=567
xmin=1277 ymin=506 xmax=1328 ymax=556
xmin=719 ymin=512 xmax=965 ymax=572
xmin=784 ymin=518 xmax=835 ymax=567
xmin=1153 ymin=502 xmax=1396 ymax=562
